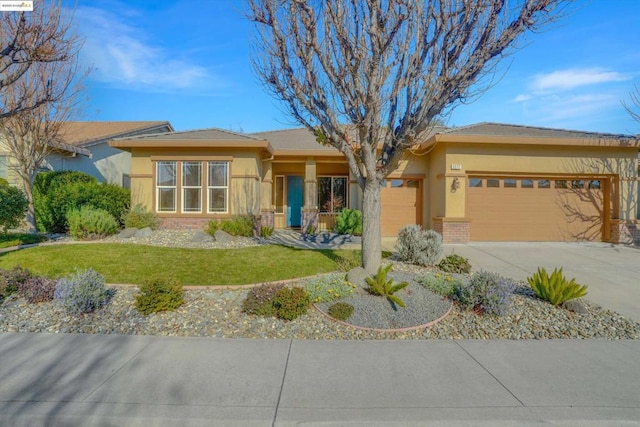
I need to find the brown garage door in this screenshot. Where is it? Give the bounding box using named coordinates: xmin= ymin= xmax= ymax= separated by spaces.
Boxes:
xmin=467 ymin=177 xmax=606 ymax=241
xmin=381 ymin=178 xmax=422 ymax=237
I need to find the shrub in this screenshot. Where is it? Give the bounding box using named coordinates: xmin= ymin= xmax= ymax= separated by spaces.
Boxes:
xmin=34 ymin=170 xmax=130 ymax=232
xmin=454 ymin=271 xmax=514 ymax=316
xmin=54 ymin=269 xmax=111 ymax=315
xmin=242 ymin=282 xmax=285 ymax=317
xmin=206 ymin=215 xmax=255 ymax=237
xmin=418 ymin=273 xmax=462 ymax=297
xmin=0 ymin=185 xmax=28 ymax=234
xmin=334 ymin=209 xmax=363 ymax=236
xmin=0 ymin=177 xmax=9 ymax=186
xmin=0 ymin=266 xmax=32 ymax=299
xmin=18 ymin=276 xmax=56 ymax=304
xmin=365 ymin=264 xmax=409 ymax=308
xmin=260 ymin=226 xmax=274 ymax=238
xmin=302 ymin=273 xmax=356 ymax=303
xmin=67 ymin=206 xmax=119 ymax=240
xmin=527 ymin=267 xmax=588 ymax=306
xmin=328 ymin=302 xmax=354 ymax=321
xmin=272 ymin=286 xmax=310 ymax=320
xmin=395 ymin=225 xmax=443 ymax=266
xmin=438 ymin=254 xmax=471 ymax=274
xmin=135 ymin=277 xmax=184 ymax=315
xmin=125 ymin=204 xmax=160 ymax=230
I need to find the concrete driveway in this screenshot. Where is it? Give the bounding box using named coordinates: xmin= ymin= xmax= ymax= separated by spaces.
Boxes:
xmin=443 ymin=242 xmax=640 ymax=323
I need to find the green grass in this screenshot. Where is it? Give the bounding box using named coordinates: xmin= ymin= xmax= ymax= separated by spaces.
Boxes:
xmin=0 ymin=243 xmax=359 ymax=286
xmin=0 ymin=233 xmax=48 ymax=249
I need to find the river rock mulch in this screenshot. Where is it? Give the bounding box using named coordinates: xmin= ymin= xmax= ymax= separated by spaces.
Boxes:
xmin=1 ymin=230 xmax=639 ymax=339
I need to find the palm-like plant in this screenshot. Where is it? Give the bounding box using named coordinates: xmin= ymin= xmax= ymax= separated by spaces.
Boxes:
xmin=365 ymin=264 xmax=409 ymax=308
xmin=527 ymin=267 xmax=588 ymax=306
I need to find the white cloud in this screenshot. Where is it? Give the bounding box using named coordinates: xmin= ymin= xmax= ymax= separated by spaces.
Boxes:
xmin=512 ymin=94 xmax=532 ymax=102
xmin=76 ymin=6 xmax=222 ymax=92
xmin=531 ymin=68 xmax=629 ymax=92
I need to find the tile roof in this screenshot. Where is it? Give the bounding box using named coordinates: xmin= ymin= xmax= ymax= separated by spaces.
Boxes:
xmin=251 ymin=127 xmax=339 ymax=152
xmin=56 ymin=121 xmax=172 ymax=147
xmin=116 ymin=127 xmax=265 ymax=142
xmin=440 ymin=122 xmax=633 ymax=140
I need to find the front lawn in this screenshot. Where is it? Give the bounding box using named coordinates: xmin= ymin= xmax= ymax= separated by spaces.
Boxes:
xmin=0 ymin=233 xmax=48 ymax=249
xmin=0 ymin=243 xmax=356 ymax=285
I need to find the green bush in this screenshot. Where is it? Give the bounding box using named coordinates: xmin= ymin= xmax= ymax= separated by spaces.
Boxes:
xmin=418 ymin=273 xmax=462 ymax=297
xmin=18 ymin=276 xmax=56 ymax=304
xmin=34 ymin=171 xmax=130 ymax=232
xmin=206 ymin=215 xmax=255 ymax=237
xmin=454 ymin=271 xmax=514 ymax=316
xmin=328 ymin=302 xmax=354 ymax=321
xmin=259 ymin=226 xmax=274 ymax=238
xmin=438 ymin=254 xmax=471 ymax=274
xmin=68 ymin=206 xmax=119 ymax=240
xmin=0 ymin=177 xmax=9 ymax=186
xmin=527 ymin=267 xmax=588 ymax=306
xmin=334 ymin=209 xmax=362 ymax=235
xmin=54 ymin=269 xmax=111 ymax=315
xmin=242 ymin=283 xmax=285 ymax=317
xmin=0 ymin=266 xmax=32 ymax=300
xmin=365 ymin=264 xmax=409 ymax=308
xmin=124 ymin=204 xmax=160 ymax=230
xmin=272 ymin=286 xmax=310 ymax=320
xmin=135 ymin=277 xmax=184 ymax=315
xmin=302 ymin=272 xmax=356 ymax=303
xmin=396 ymin=225 xmax=443 ymax=266
xmin=0 ymin=185 xmax=28 ymax=234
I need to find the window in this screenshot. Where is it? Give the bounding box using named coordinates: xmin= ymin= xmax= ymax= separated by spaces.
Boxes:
xmin=208 ymin=161 xmax=228 ymax=213
xmin=182 ymin=161 xmax=202 ymax=213
xmin=538 ymin=179 xmax=551 ymax=189
xmin=0 ymin=155 xmax=6 ymax=179
xmin=390 ymin=179 xmax=404 ymax=188
xmin=588 ymin=180 xmax=601 ymax=189
xmin=469 ymin=178 xmax=483 ymax=187
xmin=504 ymin=178 xmax=517 ymax=188
xmin=318 ymin=176 xmax=347 ymax=213
xmin=521 ymin=179 xmax=533 ymax=188
xmin=157 ymin=161 xmax=177 ymax=212
xmin=487 ymin=178 xmax=500 ymax=188
xmin=122 ymin=174 xmax=131 ymax=190
xmin=274 ymin=176 xmax=284 ymax=214
xmin=555 ymin=180 xmax=568 ymax=189
xmin=571 ymin=180 xmax=585 ymax=189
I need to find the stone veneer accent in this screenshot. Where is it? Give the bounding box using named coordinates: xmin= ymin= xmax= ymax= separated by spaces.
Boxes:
xmin=159 ymin=217 xmax=211 ymax=230
xmin=610 ymin=220 xmax=640 ymax=245
xmin=432 ymin=217 xmax=471 ymax=243
xmin=260 ymin=210 xmax=275 ymax=230
xmin=302 ymin=208 xmax=319 ymax=233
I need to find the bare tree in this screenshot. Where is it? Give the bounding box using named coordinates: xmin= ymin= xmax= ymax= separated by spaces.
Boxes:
xmin=623 ymin=85 xmax=640 ymax=125
xmin=247 ymin=0 xmax=572 ymax=272
xmin=0 ymin=2 xmax=85 ymax=232
xmin=0 ymin=1 xmax=78 ymax=119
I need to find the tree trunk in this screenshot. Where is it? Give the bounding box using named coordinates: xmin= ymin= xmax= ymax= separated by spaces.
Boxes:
xmin=20 ymin=172 xmax=37 ymax=233
xmin=361 ymin=177 xmax=382 ymax=274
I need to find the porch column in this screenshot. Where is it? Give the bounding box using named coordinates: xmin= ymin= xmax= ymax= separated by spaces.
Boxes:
xmin=260 ymin=159 xmax=274 ymax=230
xmin=302 ymin=157 xmax=318 ymax=233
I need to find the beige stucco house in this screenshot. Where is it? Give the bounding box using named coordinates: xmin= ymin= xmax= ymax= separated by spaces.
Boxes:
xmin=0 ymin=121 xmax=173 ymax=188
xmin=109 ymin=123 xmax=640 ymax=244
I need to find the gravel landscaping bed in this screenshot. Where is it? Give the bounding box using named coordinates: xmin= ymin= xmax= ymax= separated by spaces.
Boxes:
xmin=2 ymin=230 xmax=638 ymax=339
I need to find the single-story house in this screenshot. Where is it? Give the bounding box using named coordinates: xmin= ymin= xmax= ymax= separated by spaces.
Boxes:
xmin=109 ymin=122 xmax=640 ymax=244
xmin=0 ymin=121 xmax=173 ymax=188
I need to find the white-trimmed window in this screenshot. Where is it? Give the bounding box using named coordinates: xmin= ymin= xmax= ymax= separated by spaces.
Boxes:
xmin=318 ymin=176 xmax=347 ymax=213
xmin=156 ymin=161 xmax=177 ymax=212
xmin=208 ymin=161 xmax=228 ymax=213
xmin=182 ymin=161 xmax=202 ymax=213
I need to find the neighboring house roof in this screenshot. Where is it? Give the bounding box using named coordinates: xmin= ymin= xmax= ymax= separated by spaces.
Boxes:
xmin=109 ymin=127 xmax=273 ymax=153
xmin=56 ymin=121 xmax=174 ymax=148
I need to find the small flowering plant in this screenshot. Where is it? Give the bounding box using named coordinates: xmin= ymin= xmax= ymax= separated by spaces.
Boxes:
xmin=301 ymin=273 xmax=356 ymax=303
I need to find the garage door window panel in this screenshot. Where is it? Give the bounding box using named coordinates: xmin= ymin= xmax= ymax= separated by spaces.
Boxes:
xmin=487 ymin=178 xmax=500 ymax=188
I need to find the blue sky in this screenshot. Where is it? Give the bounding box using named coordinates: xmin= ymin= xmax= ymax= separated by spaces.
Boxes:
xmin=70 ymin=0 xmax=640 ymax=134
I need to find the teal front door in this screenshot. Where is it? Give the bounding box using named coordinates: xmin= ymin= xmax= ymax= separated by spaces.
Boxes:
xmin=287 ymin=176 xmax=303 ymax=227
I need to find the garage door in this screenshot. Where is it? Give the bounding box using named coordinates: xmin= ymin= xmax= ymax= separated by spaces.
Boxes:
xmin=467 ymin=177 xmax=606 ymax=241
xmin=381 ymin=178 xmax=421 ymax=237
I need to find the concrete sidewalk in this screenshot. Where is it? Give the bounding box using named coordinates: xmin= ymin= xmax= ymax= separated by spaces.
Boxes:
xmin=0 ymin=333 xmax=638 ymax=426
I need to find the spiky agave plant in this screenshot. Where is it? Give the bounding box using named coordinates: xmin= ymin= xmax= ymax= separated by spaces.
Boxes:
xmin=365 ymin=264 xmax=409 ymax=308
xmin=527 ymin=267 xmax=588 ymax=306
